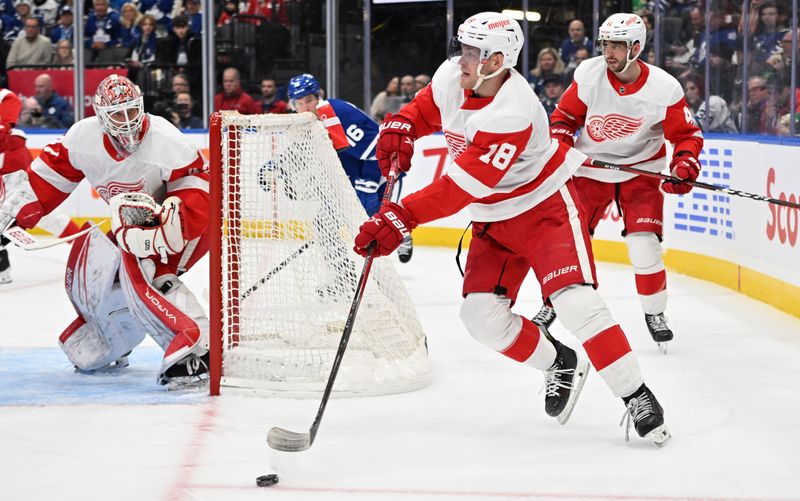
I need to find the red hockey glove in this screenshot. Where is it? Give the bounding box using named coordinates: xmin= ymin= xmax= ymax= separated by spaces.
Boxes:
xmin=376 ymin=114 xmax=416 ymax=178
xmin=353 ymin=202 xmax=417 ymax=257
xmin=662 ymin=153 xmax=701 ymax=195
xmin=550 ymin=123 xmax=575 ymax=147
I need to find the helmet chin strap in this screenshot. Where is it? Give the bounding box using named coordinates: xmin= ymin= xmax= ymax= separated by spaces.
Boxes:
xmin=471 ymin=62 xmax=505 ymax=91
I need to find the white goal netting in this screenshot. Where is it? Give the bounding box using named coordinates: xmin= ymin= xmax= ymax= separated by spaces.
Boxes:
xmin=211 ymin=112 xmax=430 ymax=396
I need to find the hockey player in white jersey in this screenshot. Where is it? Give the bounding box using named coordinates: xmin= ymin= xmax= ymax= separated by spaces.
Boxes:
xmin=539 ymin=13 xmax=704 ymax=349
xmin=353 ymin=12 xmax=670 ymax=445
xmin=0 ymin=75 xmax=210 ymax=387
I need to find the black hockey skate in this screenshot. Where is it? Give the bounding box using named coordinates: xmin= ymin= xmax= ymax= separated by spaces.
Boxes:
xmin=543 ymin=339 xmax=589 ymax=425
xmin=397 ymin=234 xmax=413 ymax=263
xmin=645 ymin=313 xmax=673 ymax=353
xmin=532 ymin=304 xmax=557 ymax=329
xmin=0 ymin=243 xmax=11 ymax=284
xmin=159 ymin=352 xmax=209 ymax=389
xmin=620 ymin=384 xmax=671 ymax=447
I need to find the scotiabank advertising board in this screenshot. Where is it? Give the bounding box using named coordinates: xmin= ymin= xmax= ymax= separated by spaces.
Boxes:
xmin=19 ymin=132 xmax=800 ymax=286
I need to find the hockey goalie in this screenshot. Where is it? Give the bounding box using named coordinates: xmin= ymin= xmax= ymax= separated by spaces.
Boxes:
xmin=0 ymin=74 xmax=210 ymax=387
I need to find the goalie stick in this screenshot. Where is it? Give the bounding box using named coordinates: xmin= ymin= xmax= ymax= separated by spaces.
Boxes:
xmin=589 ymin=159 xmax=800 ymax=210
xmin=2 ymin=220 xmax=107 ymax=251
xmin=266 ymin=159 xmax=401 ymax=453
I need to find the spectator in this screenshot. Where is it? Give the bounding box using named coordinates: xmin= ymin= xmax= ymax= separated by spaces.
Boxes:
xmin=399 ymin=74 xmax=415 ymax=102
xmin=119 ymin=2 xmax=142 ymax=48
xmin=639 ymin=13 xmax=655 ymax=62
xmin=559 ymin=19 xmax=592 ymax=66
xmin=742 ymin=75 xmax=781 ymax=134
xmin=33 ymin=73 xmax=74 ymax=128
xmin=682 ymin=73 xmax=737 ymax=133
xmin=185 ymin=0 xmax=202 ymax=35
xmin=173 ymin=91 xmax=203 ymax=129
xmin=529 ymin=47 xmax=564 ymax=96
xmin=49 ymin=5 xmax=74 ymax=44
xmin=370 ymin=76 xmax=399 ymax=121
xmin=30 ymin=0 xmax=59 ymax=26
xmin=564 ymin=46 xmax=590 ymax=85
xmin=157 ymin=14 xmax=199 ymax=66
xmin=751 ymin=2 xmax=787 ymax=65
xmin=150 ymin=99 xmax=180 ymax=128
xmin=244 ymin=0 xmax=289 ymax=27
xmin=666 ymin=7 xmax=704 ymax=73
xmin=6 ymin=17 xmax=52 ymax=68
xmin=768 ymin=30 xmax=800 ymax=108
xmin=128 ymin=14 xmax=157 ymax=67
xmin=52 ymin=39 xmax=73 ymax=64
xmin=172 ymin=72 xmax=191 ymax=95
xmin=3 ymin=0 xmax=31 ymax=42
xmin=85 ymin=0 xmax=122 ymax=53
xmin=414 ymin=73 xmax=430 ymax=92
xmin=261 ymin=77 xmax=288 ymax=113
xmin=216 ymin=0 xmax=238 ymax=27
xmin=214 ymin=67 xmax=260 ymax=114
xmin=539 ymin=74 xmax=564 ymax=117
xmin=18 ymin=96 xmax=60 ymax=128
xmin=139 ymin=0 xmax=174 ymax=32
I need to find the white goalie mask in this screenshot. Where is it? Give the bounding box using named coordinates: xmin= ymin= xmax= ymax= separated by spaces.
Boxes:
xmin=597 ymin=13 xmax=647 ymax=73
xmin=448 ymin=11 xmax=524 ymax=90
xmin=93 ymin=74 xmax=147 ymax=155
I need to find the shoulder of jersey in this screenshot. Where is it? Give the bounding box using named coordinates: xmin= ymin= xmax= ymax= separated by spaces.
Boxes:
xmin=431 ymin=60 xmax=461 ymax=89
xmin=643 ymin=62 xmax=683 ymax=93
xmin=573 ymin=56 xmax=607 ymax=84
xmin=61 ymin=116 xmax=103 ymax=148
xmin=491 ymin=69 xmax=537 ymax=109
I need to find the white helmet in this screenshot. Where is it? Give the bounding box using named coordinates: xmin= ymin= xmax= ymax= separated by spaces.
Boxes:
xmin=449 ymin=12 xmax=524 ymax=90
xmin=597 ymin=13 xmax=646 ymax=72
xmin=93 ymin=74 xmax=147 ymax=155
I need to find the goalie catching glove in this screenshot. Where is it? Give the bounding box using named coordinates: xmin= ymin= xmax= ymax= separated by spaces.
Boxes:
xmin=662 ymin=152 xmax=701 ymax=195
xmin=353 ymin=202 xmax=417 ymax=257
xmin=110 ymin=192 xmax=186 ymax=262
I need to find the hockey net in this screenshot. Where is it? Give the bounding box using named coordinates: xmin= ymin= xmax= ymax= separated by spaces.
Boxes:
xmin=209 ymin=111 xmax=430 ymax=397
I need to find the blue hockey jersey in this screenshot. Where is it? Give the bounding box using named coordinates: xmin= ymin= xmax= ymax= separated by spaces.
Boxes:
xmin=319 ymin=98 xmax=385 ymax=216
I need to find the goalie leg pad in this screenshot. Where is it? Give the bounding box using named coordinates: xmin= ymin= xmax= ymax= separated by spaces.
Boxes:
xmin=65 ymin=222 xmax=121 ymax=320
xmin=58 ymin=289 xmax=147 ymax=372
xmin=460 ymin=292 xmax=556 ymax=370
xmin=61 ymin=227 xmax=148 ymax=371
xmin=118 ymin=253 xmax=209 ymax=383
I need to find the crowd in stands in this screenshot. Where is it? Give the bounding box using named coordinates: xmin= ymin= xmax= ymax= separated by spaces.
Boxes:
xmin=0 ymin=0 xmax=797 ymax=136
xmin=516 ymin=2 xmax=798 ymax=136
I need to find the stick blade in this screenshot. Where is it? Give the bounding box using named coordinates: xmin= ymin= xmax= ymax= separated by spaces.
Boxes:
xmin=267 ymin=426 xmax=312 ymax=452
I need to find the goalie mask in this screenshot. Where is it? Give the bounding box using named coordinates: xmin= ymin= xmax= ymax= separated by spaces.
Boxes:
xmin=93 ymin=74 xmax=148 ymax=155
xmin=597 ymin=13 xmax=646 ymax=73
xmin=447 ymin=12 xmax=524 ymax=90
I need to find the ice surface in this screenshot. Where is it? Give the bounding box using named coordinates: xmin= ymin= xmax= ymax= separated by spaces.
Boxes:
xmin=1 ymin=242 xmax=799 ymax=500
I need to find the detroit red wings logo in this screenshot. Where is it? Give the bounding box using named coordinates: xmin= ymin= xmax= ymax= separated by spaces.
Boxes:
xmin=95 ymin=179 xmax=146 ymax=202
xmin=586 ymin=114 xmax=645 ymax=142
xmin=443 ymin=130 xmax=467 ymax=159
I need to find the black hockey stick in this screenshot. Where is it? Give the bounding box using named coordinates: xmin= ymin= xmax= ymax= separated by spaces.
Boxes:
xmin=590 ymin=159 xmax=800 ymax=210
xmin=267 ymin=159 xmax=400 ymax=452
xmin=240 ymin=241 xmax=311 ymax=301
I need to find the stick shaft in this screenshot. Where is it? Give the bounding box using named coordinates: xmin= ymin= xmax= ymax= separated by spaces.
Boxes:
xmin=590 ymin=159 xmax=800 ymax=209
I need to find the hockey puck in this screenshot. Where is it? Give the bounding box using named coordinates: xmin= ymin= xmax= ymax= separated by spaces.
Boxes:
xmin=256 ymin=474 xmax=279 ymax=487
